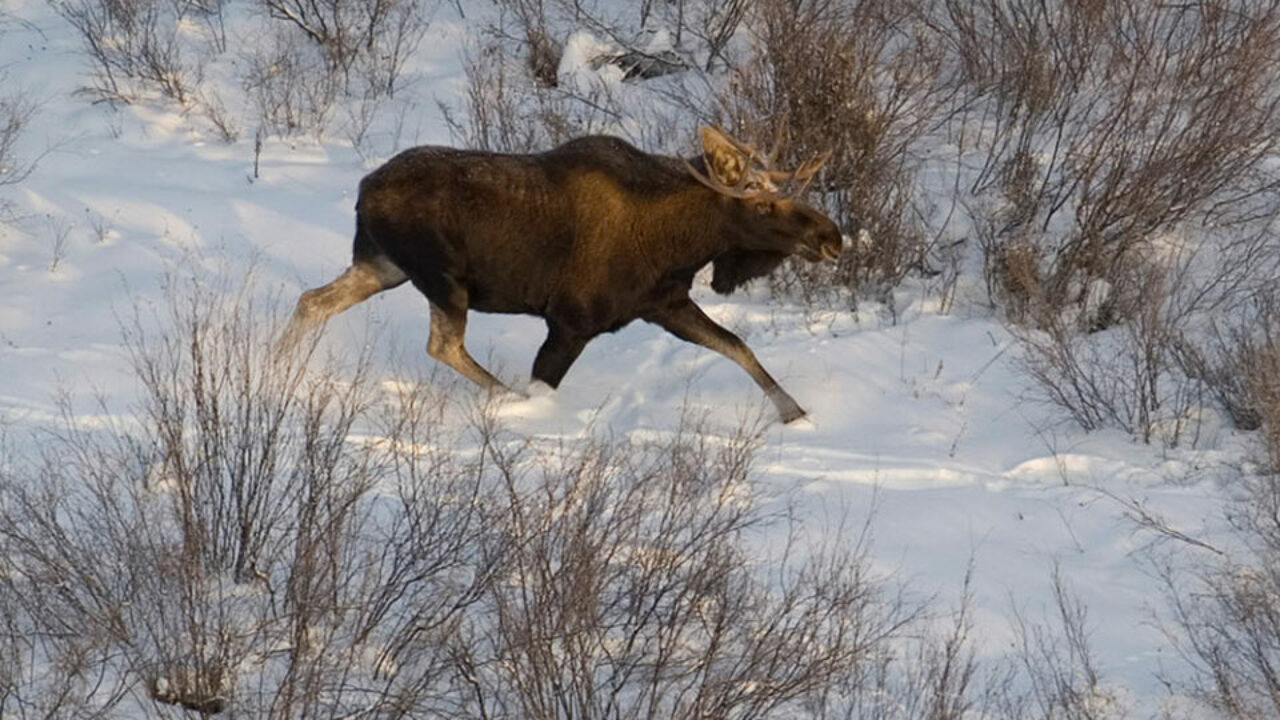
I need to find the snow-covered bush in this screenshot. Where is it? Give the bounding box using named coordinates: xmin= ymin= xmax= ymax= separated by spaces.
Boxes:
xmin=0 ymin=275 xmax=902 ymax=717
xmin=810 ymin=564 xmax=1130 ymax=720
xmin=455 ymin=416 xmax=897 ymax=720
xmin=242 ymin=27 xmax=341 ymax=139
xmin=0 ymin=276 xmax=496 ymax=717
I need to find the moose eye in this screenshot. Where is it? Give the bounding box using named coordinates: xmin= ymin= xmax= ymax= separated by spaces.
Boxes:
xmin=751 ymin=199 xmax=776 ymax=216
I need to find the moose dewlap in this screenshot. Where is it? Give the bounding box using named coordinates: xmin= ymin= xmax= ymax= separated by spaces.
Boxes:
xmin=283 ymin=126 xmax=843 ymax=423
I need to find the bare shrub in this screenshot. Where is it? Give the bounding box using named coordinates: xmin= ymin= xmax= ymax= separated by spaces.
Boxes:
xmin=242 ymin=29 xmax=340 ymax=138
xmin=441 ymin=37 xmax=543 ymax=153
xmin=44 ymin=213 xmax=73 ymax=272
xmin=49 ymin=0 xmax=200 ymax=104
xmin=0 ymin=274 xmax=499 ymax=717
xmin=452 ymin=412 xmax=903 ymax=720
xmin=0 ymin=271 xmax=908 ymax=717
xmin=812 ymin=563 xmax=982 ymax=720
xmin=181 ymin=0 xmax=231 ymax=53
xmin=256 ymin=0 xmax=429 ymax=95
xmin=1009 ymin=566 xmax=1126 ymax=720
xmin=810 ymin=563 xmax=1127 ymax=720
xmin=46 ymin=0 xmax=429 ymax=142
xmin=1012 ymin=249 xmax=1210 ymax=445
xmin=684 ymin=0 xmax=751 ymax=72
xmin=1175 ymin=288 xmax=1280 ymax=464
xmin=715 ymin=0 xmax=951 ymax=305
xmin=1232 ymin=326 xmax=1280 ymax=465
xmin=955 ymin=0 xmax=1280 ymax=328
xmin=960 ymin=0 xmax=1280 ymax=442
xmin=1159 ymin=474 xmax=1280 ymax=720
xmin=1014 ymin=209 xmax=1280 ymax=445
xmin=447 ymin=0 xmax=747 ymax=155
xmin=989 ymin=238 xmax=1044 ymax=324
xmin=0 ymin=85 xmax=39 ymax=188
xmin=492 ymin=0 xmax=741 ymax=87
xmin=493 ymin=0 xmax=562 ymax=88
xmin=0 ymin=575 xmax=104 ymax=717
xmin=441 ymin=28 xmax=640 ymax=154
xmin=197 ymin=87 xmax=240 ymax=143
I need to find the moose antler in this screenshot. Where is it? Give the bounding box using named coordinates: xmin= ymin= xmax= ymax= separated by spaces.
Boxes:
xmin=688 ymin=121 xmax=831 ymax=201
xmin=772 ymin=150 xmax=832 ymax=198
xmin=683 ymin=157 xmax=767 ymax=199
xmin=750 ymin=119 xmax=831 ymax=197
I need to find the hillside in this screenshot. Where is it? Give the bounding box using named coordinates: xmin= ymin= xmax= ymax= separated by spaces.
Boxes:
xmin=0 ymin=0 xmax=1273 ymax=717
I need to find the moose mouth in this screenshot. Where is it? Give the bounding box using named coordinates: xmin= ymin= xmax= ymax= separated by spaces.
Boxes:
xmin=796 ymin=241 xmax=843 ymax=263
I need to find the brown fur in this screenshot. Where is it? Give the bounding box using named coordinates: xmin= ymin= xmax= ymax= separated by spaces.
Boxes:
xmin=284 ymin=128 xmax=843 ymax=422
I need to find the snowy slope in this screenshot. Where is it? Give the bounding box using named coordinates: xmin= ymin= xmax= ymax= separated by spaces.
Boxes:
xmin=0 ymin=0 xmax=1248 ymax=713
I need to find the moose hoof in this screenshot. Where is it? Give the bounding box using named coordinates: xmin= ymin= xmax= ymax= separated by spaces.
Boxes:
xmin=780 ymin=406 xmax=808 ymax=424
xmin=769 ymin=388 xmax=807 ymax=424
xmin=492 ymin=384 xmax=529 ymax=401
xmin=527 ymin=379 xmax=556 ymax=397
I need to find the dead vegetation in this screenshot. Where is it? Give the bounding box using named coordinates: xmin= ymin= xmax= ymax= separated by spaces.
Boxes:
xmin=0 ymin=275 xmax=905 ymax=717
xmin=0 ymin=272 xmax=1157 ymax=718
xmin=1158 ymin=468 xmax=1280 ymax=720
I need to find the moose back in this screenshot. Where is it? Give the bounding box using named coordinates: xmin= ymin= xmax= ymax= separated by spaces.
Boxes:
xmin=283 ymin=126 xmax=844 ymax=423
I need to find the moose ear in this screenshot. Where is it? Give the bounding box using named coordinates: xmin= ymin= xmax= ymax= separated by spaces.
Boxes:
xmin=700 ymin=125 xmax=747 ymax=186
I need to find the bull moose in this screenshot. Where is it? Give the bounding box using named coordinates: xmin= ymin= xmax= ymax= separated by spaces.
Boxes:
xmin=283 ymin=125 xmax=844 ymax=422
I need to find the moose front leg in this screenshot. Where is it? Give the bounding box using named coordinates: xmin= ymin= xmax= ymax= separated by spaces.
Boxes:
xmin=531 ymin=324 xmax=590 ymax=389
xmin=647 ymin=300 xmax=807 ymax=423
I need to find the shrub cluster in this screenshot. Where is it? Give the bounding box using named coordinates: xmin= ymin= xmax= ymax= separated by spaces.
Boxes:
xmin=0 ymin=279 xmax=1143 ymax=718
xmin=49 ymin=0 xmax=430 ymax=153
xmin=0 ymin=280 xmax=900 ymax=718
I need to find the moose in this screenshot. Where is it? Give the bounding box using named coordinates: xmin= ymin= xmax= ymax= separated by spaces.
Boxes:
xmin=283 ymin=125 xmax=844 ymax=423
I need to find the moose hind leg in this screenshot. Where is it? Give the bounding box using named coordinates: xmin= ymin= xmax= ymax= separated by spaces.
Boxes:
xmin=282 ymin=261 xmax=404 ymax=347
xmin=531 ymin=325 xmax=589 ymax=389
xmin=426 ymin=301 xmax=512 ymax=394
xmin=648 ymin=300 xmax=806 ymax=423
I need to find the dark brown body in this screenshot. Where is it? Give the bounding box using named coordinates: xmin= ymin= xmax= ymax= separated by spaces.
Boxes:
xmin=285 ymin=131 xmax=843 ymax=422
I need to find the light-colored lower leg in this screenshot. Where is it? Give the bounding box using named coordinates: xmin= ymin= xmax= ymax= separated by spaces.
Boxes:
xmin=280 ymin=264 xmax=386 ymax=348
xmin=426 ymin=303 xmax=512 ymax=393
xmin=651 ymin=300 xmax=807 ymax=423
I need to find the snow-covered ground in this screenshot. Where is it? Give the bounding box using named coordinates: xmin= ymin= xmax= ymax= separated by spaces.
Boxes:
xmin=0 ymin=0 xmax=1252 ymax=714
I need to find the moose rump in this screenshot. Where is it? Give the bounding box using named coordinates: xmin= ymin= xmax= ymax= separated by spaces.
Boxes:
xmin=283 ymin=126 xmax=844 ymax=423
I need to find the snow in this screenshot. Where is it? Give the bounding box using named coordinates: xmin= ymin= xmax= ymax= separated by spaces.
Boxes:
xmin=0 ymin=0 xmax=1249 ymax=714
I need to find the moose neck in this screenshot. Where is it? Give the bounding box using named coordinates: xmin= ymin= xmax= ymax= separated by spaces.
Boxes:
xmin=634 ymin=187 xmax=742 ymax=276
